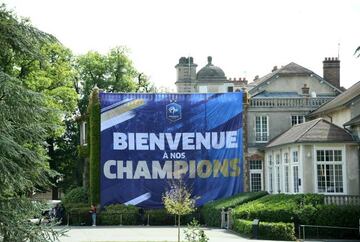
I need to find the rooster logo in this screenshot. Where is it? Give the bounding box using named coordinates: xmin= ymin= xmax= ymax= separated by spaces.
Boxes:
xmin=166 ymin=102 xmax=181 ymax=122
xmin=168 ymin=106 xmax=178 ymax=114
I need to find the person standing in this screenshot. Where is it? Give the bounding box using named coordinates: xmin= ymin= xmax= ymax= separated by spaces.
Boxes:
xmin=90 ymin=204 xmax=97 ymax=226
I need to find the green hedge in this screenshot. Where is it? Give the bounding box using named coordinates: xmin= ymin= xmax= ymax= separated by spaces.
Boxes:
xmin=145 ymin=209 xmax=175 ymax=225
xmin=200 ymin=191 xmax=267 ymax=227
xmin=233 ymin=219 xmax=296 ymax=240
xmin=145 ymin=209 xmax=201 ymax=226
xmin=88 ymin=87 xmax=100 ymax=205
xmin=232 ymin=194 xmax=360 ymax=239
xmin=309 ymin=205 xmax=360 ymax=239
xmin=100 ymin=204 xmax=139 ymax=225
xmin=64 ymin=203 xmax=91 ymax=225
xmin=232 ymin=194 xmax=324 ymax=224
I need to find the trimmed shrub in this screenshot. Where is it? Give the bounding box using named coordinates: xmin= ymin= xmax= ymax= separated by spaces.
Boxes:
xmin=64 ymin=203 xmax=91 ymax=225
xmin=62 ymin=187 xmax=88 ymax=205
xmin=200 ymin=191 xmax=267 ymax=227
xmin=144 ymin=209 xmax=200 ymax=226
xmin=315 ymin=204 xmax=360 ymax=227
xmin=88 ymin=87 xmax=100 ymax=204
xmin=259 ymin=221 xmax=296 ymax=240
xmin=233 ymin=219 xmax=296 ymax=241
xmin=310 ymin=205 xmax=360 ymax=239
xmin=146 ymin=209 xmax=175 ymax=225
xmin=232 ymin=194 xmax=360 ymax=240
xmin=232 ymin=194 xmax=324 ymax=224
xmin=100 ymin=204 xmax=139 ymax=225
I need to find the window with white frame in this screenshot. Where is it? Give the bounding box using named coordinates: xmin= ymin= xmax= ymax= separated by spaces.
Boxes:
xmin=269 ymin=167 xmax=273 ymax=194
xmin=292 ymin=151 xmax=298 ymax=163
xmin=284 ymin=153 xmax=289 ymax=164
xmin=275 ymin=154 xmax=281 ymax=193
xmin=276 ymin=166 xmax=281 ymax=193
xmin=250 ymin=160 xmax=263 ymax=192
xmin=284 ymin=165 xmax=289 ymax=193
xmin=255 ymin=116 xmax=268 ymax=142
xmin=316 ymin=149 xmax=344 ymax=193
xmin=293 ymin=166 xmax=299 ymax=193
xmin=291 ymin=115 xmax=305 ymax=126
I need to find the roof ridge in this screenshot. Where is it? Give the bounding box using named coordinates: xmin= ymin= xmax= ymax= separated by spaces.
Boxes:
xmin=266 ymin=118 xmax=319 ymax=147
xmin=310 ymin=80 xmax=360 ymax=116
xmin=295 ymin=118 xmax=322 ymax=142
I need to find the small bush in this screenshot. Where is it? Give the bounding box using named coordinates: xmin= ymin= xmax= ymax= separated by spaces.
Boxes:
xmin=62 ymin=187 xmax=88 ymax=205
xmin=233 ymin=219 xmax=296 ymax=240
xmin=100 ymin=204 xmax=139 ymax=225
xmin=184 ymin=219 xmax=209 ymax=242
xmin=64 ymin=203 xmax=91 ymax=225
xmin=145 ymin=209 xmax=175 ymax=225
xmin=200 ymin=191 xmax=267 ymax=227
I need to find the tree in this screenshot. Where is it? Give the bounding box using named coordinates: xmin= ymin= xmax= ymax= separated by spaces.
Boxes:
xmin=0 ymin=4 xmax=64 ymax=241
xmin=136 ymin=73 xmax=156 ymax=93
xmin=18 ymin=42 xmax=79 ymax=199
xmin=163 ymin=180 xmax=195 ymax=242
xmin=75 ymin=47 xmax=140 ymax=192
xmin=1 ymin=3 xmax=79 ymax=198
xmin=75 ymin=46 xmax=139 ymax=115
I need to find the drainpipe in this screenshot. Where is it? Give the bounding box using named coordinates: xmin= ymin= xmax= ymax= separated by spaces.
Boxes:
xmin=358 ymin=145 xmax=360 ymax=195
xmin=243 ymin=90 xmax=250 ymax=192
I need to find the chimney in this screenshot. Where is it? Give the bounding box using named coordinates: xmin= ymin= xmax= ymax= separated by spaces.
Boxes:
xmin=323 ymin=57 xmax=340 ymax=88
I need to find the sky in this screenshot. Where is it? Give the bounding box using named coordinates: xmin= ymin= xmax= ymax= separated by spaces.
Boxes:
xmin=2 ymin=0 xmax=360 ymax=90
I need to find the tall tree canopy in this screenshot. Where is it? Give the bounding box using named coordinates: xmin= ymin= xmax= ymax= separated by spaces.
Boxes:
xmin=0 ymin=4 xmax=65 ymax=241
xmin=75 ymin=47 xmax=139 ymax=114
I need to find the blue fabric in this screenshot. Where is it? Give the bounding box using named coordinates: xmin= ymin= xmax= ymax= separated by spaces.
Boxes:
xmin=100 ymin=93 xmax=244 ymax=208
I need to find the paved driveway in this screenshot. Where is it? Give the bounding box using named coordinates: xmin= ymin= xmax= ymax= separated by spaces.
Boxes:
xmin=58 ymin=226 xmax=287 ymax=242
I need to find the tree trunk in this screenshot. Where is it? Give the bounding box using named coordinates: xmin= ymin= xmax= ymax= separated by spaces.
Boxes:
xmin=48 ymin=138 xmax=59 ymax=200
xmin=178 ymin=215 xmax=181 ymax=242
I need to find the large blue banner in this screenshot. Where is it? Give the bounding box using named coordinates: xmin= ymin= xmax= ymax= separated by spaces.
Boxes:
xmin=100 ymin=93 xmax=243 ymax=208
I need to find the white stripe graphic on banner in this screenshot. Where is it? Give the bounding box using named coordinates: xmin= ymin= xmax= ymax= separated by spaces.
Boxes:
xmin=124 ymin=192 xmax=151 ymax=205
xmin=101 ymin=111 xmax=135 ymax=131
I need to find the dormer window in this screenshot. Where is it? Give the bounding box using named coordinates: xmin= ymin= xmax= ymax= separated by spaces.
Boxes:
xmin=302 ymin=84 xmax=310 ymax=95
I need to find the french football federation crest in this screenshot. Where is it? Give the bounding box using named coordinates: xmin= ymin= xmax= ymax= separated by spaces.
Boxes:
xmin=166 ymin=102 xmax=181 ymax=122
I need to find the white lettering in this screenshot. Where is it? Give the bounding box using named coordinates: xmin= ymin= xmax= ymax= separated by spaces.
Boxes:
xmin=117 ymin=160 xmax=133 ymax=179
xmin=112 ymin=132 xmax=238 ymax=151
xmin=113 ymin=133 xmax=127 ymax=150
xmin=136 ymin=133 xmax=149 ymax=150
xmin=195 ymin=132 xmax=210 ymax=150
xmin=133 ymin=161 xmax=151 ymax=179
xmin=182 ymin=133 xmax=195 ymax=150
xmin=152 ymin=160 xmax=173 ymax=179
xmin=165 ymin=133 xmax=181 ymax=150
xmin=104 ymin=160 xmax=117 ymax=179
xmin=212 ymin=132 xmax=225 ymax=149
xmin=226 ymin=131 xmax=238 ymax=148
